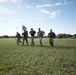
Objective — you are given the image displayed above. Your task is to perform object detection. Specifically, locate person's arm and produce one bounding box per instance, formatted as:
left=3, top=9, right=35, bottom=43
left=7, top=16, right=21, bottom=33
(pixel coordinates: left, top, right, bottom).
left=54, top=32, right=56, bottom=38
left=35, top=31, right=36, bottom=34
left=34, top=31, right=36, bottom=36
left=42, top=31, right=45, bottom=35
left=20, top=34, right=21, bottom=38
left=48, top=33, right=50, bottom=38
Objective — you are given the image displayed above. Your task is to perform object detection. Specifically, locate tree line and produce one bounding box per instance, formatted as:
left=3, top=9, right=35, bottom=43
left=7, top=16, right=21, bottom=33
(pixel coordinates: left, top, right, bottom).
left=0, top=34, right=76, bottom=38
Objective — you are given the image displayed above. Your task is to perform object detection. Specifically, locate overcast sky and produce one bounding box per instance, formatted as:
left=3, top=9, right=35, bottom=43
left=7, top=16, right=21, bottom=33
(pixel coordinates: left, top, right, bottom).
left=0, top=0, right=76, bottom=36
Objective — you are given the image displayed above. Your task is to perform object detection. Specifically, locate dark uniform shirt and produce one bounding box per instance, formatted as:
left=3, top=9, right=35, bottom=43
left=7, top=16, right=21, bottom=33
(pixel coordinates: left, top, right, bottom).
left=16, top=33, right=21, bottom=38
left=22, top=31, right=28, bottom=38
left=30, top=30, right=36, bottom=36
left=48, top=32, right=55, bottom=38
left=38, top=31, right=45, bottom=37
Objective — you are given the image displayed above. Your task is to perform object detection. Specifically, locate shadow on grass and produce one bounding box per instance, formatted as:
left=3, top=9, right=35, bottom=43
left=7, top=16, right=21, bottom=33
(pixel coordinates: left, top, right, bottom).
left=18, top=44, right=76, bottom=50
left=34, top=45, right=76, bottom=50
left=54, top=46, right=76, bottom=50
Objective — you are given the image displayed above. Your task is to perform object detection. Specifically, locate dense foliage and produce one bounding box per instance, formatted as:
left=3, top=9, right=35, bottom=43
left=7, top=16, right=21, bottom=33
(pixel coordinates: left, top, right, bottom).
left=0, top=33, right=76, bottom=38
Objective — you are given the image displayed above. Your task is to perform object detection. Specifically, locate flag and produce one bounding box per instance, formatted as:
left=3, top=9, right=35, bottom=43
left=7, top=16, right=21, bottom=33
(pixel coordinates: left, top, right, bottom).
left=22, top=25, right=27, bottom=31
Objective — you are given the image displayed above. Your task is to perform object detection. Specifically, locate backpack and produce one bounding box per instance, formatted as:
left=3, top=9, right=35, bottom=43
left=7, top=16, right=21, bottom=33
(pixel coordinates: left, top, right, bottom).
left=38, top=31, right=44, bottom=37
left=49, top=32, right=55, bottom=37
left=22, top=31, right=28, bottom=37
left=30, top=31, right=36, bottom=36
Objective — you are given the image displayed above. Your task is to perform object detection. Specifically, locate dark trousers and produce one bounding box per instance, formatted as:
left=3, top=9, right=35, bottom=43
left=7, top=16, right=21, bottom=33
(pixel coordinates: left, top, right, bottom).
left=17, top=38, right=22, bottom=45
left=39, top=37, right=43, bottom=46
left=22, top=37, right=28, bottom=45
left=49, top=38, right=54, bottom=46
left=31, top=36, right=35, bottom=46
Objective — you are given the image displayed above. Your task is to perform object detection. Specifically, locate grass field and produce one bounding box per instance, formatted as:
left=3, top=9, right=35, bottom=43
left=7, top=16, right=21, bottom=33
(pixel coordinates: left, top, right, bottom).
left=0, top=38, right=76, bottom=75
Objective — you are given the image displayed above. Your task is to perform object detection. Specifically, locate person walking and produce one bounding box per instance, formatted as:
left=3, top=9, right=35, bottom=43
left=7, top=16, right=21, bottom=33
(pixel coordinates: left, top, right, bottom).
left=16, top=32, right=22, bottom=45
left=48, top=29, right=56, bottom=46
left=22, top=30, right=29, bottom=45
left=29, top=28, right=36, bottom=46
left=37, top=28, right=45, bottom=46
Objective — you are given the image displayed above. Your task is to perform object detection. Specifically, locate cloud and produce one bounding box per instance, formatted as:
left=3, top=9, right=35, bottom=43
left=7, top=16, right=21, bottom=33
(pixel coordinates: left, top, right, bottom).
left=0, top=7, right=13, bottom=14
left=36, top=2, right=63, bottom=9
left=64, top=0, right=72, bottom=5
left=10, top=0, right=23, bottom=4
left=41, top=9, right=50, bottom=14
left=0, top=0, right=23, bottom=4
left=36, top=0, right=72, bottom=9
left=36, top=4, right=51, bottom=9
left=55, top=2, right=62, bottom=6
left=0, top=0, right=7, bottom=2
left=35, top=0, right=72, bottom=18
left=39, top=9, right=61, bottom=18
left=50, top=10, right=61, bottom=18
left=0, top=0, right=23, bottom=8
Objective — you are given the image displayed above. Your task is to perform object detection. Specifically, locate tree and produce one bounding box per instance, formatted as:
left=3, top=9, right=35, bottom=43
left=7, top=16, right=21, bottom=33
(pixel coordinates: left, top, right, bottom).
left=67, top=34, right=73, bottom=38
left=73, top=34, right=76, bottom=38
left=63, top=34, right=67, bottom=38
left=2, top=35, right=9, bottom=38
left=0, top=36, right=1, bottom=38
left=57, top=34, right=63, bottom=38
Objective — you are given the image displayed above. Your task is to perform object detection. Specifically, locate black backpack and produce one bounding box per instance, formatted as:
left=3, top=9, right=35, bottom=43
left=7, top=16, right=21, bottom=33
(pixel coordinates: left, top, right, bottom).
left=49, top=32, right=55, bottom=37
left=23, top=31, right=28, bottom=37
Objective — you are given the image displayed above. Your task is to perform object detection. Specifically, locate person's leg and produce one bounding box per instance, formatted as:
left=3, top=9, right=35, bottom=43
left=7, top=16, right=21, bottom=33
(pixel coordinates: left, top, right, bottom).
left=50, top=38, right=54, bottom=46
left=22, top=38, right=24, bottom=46
left=39, top=37, right=43, bottom=46
left=31, top=36, right=33, bottom=46
left=17, top=38, right=19, bottom=45
left=51, top=38, right=54, bottom=46
left=19, top=38, right=22, bottom=43
left=25, top=38, right=28, bottom=45
left=32, top=36, right=34, bottom=45
left=31, top=36, right=34, bottom=46
left=49, top=38, right=51, bottom=45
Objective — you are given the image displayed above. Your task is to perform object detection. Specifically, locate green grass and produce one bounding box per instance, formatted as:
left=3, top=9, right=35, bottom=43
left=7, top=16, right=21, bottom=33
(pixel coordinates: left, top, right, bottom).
left=0, top=38, right=76, bottom=75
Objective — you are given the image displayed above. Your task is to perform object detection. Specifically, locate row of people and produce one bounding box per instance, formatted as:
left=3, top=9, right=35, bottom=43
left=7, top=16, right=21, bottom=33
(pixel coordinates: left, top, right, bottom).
left=16, top=28, right=56, bottom=46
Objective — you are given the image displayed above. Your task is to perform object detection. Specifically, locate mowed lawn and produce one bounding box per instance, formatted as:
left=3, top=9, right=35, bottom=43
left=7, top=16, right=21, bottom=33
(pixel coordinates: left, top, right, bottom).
left=0, top=38, right=76, bottom=75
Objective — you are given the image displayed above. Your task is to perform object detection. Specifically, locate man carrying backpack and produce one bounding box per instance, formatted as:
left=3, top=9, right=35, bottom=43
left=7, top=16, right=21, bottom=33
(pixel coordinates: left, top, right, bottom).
left=16, top=32, right=22, bottom=45
left=22, top=30, right=29, bottom=45
left=29, top=28, right=36, bottom=46
left=37, top=28, right=45, bottom=46
left=48, top=29, right=56, bottom=46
